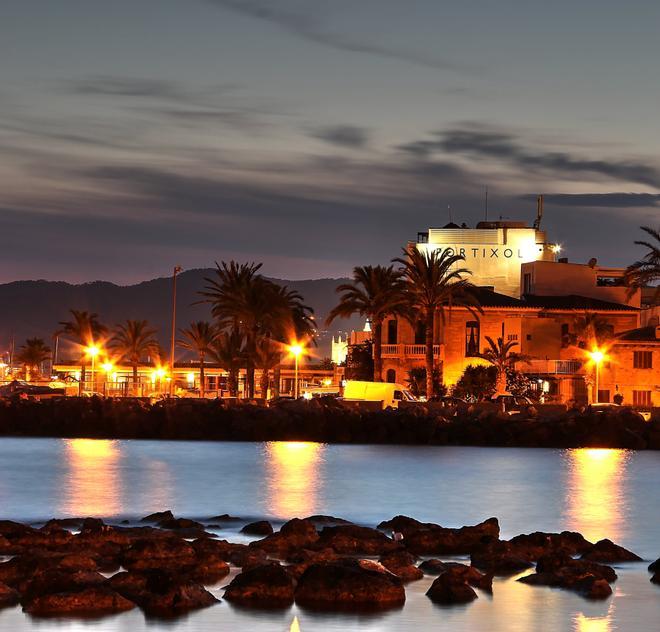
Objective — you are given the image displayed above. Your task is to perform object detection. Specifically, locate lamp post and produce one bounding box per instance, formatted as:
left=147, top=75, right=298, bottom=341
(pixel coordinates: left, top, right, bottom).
left=85, top=345, right=100, bottom=394
left=288, top=344, right=303, bottom=399
left=589, top=349, right=605, bottom=404
left=169, top=265, right=183, bottom=396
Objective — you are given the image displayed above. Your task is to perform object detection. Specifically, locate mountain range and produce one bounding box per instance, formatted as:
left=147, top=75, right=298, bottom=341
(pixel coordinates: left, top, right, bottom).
left=0, top=270, right=362, bottom=359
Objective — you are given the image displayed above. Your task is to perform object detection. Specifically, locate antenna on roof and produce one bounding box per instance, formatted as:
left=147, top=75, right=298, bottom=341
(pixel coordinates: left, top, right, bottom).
left=534, top=195, right=544, bottom=230
left=448, top=204, right=453, bottom=224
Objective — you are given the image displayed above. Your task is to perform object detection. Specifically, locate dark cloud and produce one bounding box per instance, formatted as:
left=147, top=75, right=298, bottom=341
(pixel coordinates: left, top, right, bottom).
left=309, top=125, right=369, bottom=148
left=399, top=125, right=660, bottom=188
left=207, top=0, right=471, bottom=72
left=520, top=192, right=660, bottom=208
left=66, top=76, right=192, bottom=100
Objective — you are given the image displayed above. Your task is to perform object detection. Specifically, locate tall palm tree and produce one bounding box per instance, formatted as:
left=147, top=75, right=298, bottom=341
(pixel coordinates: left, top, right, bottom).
left=16, top=338, right=51, bottom=381
left=326, top=265, right=407, bottom=382
left=477, top=336, right=530, bottom=394
left=210, top=328, right=245, bottom=397
left=573, top=312, right=613, bottom=350
left=625, top=225, right=660, bottom=301
left=109, top=320, right=160, bottom=390
left=178, top=321, right=218, bottom=397
left=255, top=337, right=281, bottom=399
left=57, top=310, right=107, bottom=392
left=394, top=248, right=481, bottom=397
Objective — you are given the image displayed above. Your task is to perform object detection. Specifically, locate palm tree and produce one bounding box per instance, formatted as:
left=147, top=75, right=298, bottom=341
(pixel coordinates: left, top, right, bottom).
left=16, top=338, right=51, bottom=381
left=573, top=312, right=613, bottom=350
left=210, top=328, right=245, bottom=397
left=625, top=225, right=660, bottom=301
left=477, top=336, right=530, bottom=394
left=57, top=310, right=107, bottom=392
left=255, top=337, right=281, bottom=399
left=109, top=320, right=160, bottom=391
left=178, top=321, right=218, bottom=397
left=326, top=265, right=407, bottom=382
left=394, top=248, right=481, bottom=397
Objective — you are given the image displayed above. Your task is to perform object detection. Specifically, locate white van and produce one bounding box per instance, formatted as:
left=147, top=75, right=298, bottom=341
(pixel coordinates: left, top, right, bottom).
left=342, top=381, right=416, bottom=409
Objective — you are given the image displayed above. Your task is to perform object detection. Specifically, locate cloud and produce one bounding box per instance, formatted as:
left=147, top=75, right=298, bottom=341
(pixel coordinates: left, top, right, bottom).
left=520, top=193, right=660, bottom=208
left=399, top=124, right=660, bottom=188
left=309, top=125, right=370, bottom=148
left=207, top=0, right=470, bottom=72
left=66, top=76, right=193, bottom=101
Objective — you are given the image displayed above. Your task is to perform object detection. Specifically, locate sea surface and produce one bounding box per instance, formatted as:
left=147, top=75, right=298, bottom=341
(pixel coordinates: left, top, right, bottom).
left=0, top=438, right=658, bottom=631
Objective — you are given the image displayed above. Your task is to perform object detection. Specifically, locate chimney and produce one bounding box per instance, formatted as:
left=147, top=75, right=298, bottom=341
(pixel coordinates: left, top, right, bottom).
left=558, top=257, right=568, bottom=264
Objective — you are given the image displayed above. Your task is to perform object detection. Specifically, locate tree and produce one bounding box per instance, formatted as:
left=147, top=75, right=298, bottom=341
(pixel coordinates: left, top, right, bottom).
left=255, top=337, right=280, bottom=399
left=57, top=310, right=107, bottom=392
left=209, top=328, right=245, bottom=397
left=16, top=338, right=51, bottom=381
left=109, top=320, right=160, bottom=390
left=477, top=336, right=531, bottom=394
left=625, top=226, right=660, bottom=301
left=573, top=312, right=613, bottom=350
left=394, top=248, right=481, bottom=397
left=405, top=366, right=445, bottom=399
left=178, top=321, right=218, bottom=398
left=326, top=265, right=407, bottom=382
left=452, top=365, right=498, bottom=401
left=345, top=341, right=374, bottom=381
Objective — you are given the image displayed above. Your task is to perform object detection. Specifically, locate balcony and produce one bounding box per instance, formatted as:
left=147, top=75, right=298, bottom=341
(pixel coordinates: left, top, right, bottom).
left=519, top=359, right=583, bottom=375
left=380, top=344, right=443, bottom=359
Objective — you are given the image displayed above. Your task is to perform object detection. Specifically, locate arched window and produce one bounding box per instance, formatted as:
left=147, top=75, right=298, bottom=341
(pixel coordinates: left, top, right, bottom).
left=386, top=369, right=396, bottom=383
left=387, top=319, right=398, bottom=344
left=465, top=321, right=480, bottom=357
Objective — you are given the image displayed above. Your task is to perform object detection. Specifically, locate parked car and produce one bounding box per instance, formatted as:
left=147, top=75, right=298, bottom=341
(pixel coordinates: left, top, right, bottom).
left=342, top=380, right=416, bottom=410
left=490, top=394, right=535, bottom=414
left=0, top=380, right=65, bottom=400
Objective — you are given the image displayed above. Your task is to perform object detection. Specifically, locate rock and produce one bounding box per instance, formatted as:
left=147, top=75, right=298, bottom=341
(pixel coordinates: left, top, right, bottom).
left=418, top=559, right=448, bottom=575
left=305, top=515, right=352, bottom=526
left=572, top=576, right=613, bottom=599
left=651, top=573, right=660, bottom=585
left=121, top=537, right=197, bottom=571
left=158, top=517, right=205, bottom=530
left=377, top=516, right=431, bottom=534
left=404, top=518, right=500, bottom=555
left=580, top=539, right=641, bottom=563
left=208, top=513, right=241, bottom=522
left=0, top=582, right=20, bottom=608
left=192, top=538, right=266, bottom=569
left=470, top=539, right=535, bottom=575
left=315, top=525, right=401, bottom=555
left=252, top=518, right=318, bottom=556
left=295, top=559, right=405, bottom=611
left=241, top=521, right=274, bottom=536
left=378, top=551, right=423, bottom=582
left=140, top=510, right=174, bottom=523
left=426, top=568, right=479, bottom=605
left=536, top=551, right=617, bottom=583
left=649, top=558, right=660, bottom=573
left=109, top=570, right=218, bottom=615
left=223, top=563, right=295, bottom=607
left=508, top=531, right=593, bottom=558
left=24, top=586, right=135, bottom=616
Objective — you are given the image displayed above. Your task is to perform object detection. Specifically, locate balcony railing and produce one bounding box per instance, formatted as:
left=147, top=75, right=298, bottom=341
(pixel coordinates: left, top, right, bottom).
left=380, top=344, right=443, bottom=358
left=519, top=359, right=583, bottom=375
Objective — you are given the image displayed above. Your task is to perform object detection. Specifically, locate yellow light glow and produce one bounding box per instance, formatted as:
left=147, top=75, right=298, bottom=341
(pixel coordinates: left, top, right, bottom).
left=85, top=345, right=100, bottom=358
left=155, top=368, right=167, bottom=379
left=589, top=349, right=605, bottom=364
left=290, top=616, right=301, bottom=632
left=574, top=608, right=614, bottom=632
left=186, top=372, right=195, bottom=384
left=101, top=362, right=114, bottom=373
left=564, top=448, right=628, bottom=542
left=322, top=378, right=332, bottom=386
left=265, top=441, right=323, bottom=519
left=551, top=244, right=562, bottom=254
left=288, top=344, right=303, bottom=357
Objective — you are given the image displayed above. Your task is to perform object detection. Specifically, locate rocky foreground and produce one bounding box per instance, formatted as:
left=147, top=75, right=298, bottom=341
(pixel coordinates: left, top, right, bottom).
left=0, top=510, right=657, bottom=618
left=0, top=396, right=659, bottom=448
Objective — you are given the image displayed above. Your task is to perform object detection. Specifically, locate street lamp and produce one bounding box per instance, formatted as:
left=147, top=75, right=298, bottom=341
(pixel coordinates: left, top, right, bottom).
left=169, top=265, right=183, bottom=396
left=85, top=344, right=100, bottom=393
left=589, top=348, right=605, bottom=403
left=288, top=344, right=304, bottom=399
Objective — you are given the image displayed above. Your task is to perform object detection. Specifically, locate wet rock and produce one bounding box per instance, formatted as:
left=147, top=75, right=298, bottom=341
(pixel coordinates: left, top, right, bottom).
left=295, top=559, right=405, bottom=611
left=418, top=559, right=448, bottom=575
left=208, top=513, right=241, bottom=522
left=404, top=518, right=500, bottom=555
left=24, top=586, right=135, bottom=617
left=140, top=510, right=174, bottom=523
left=580, top=539, right=642, bottom=563
left=285, top=548, right=339, bottom=580
left=305, top=515, right=352, bottom=526
left=0, top=582, right=20, bottom=608
left=470, top=539, right=535, bottom=575
left=252, top=518, right=318, bottom=556
left=536, top=551, right=617, bottom=582
left=649, top=558, right=660, bottom=573
left=158, top=517, right=205, bottom=530
left=651, top=573, right=660, bottom=585
left=109, top=570, right=217, bottom=616
left=192, top=538, right=267, bottom=568
left=377, top=515, right=434, bottom=535
left=223, top=563, right=295, bottom=607
left=120, top=537, right=197, bottom=571
left=241, top=521, right=274, bottom=536
left=21, top=569, right=107, bottom=604
left=378, top=551, right=423, bottom=582
left=426, top=567, right=479, bottom=605
left=315, top=525, right=401, bottom=555
left=508, top=531, right=593, bottom=559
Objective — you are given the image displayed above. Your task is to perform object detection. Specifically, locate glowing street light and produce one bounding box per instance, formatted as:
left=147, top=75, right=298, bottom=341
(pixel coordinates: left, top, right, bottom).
left=85, top=344, right=100, bottom=393
left=589, top=348, right=606, bottom=403
left=288, top=343, right=304, bottom=399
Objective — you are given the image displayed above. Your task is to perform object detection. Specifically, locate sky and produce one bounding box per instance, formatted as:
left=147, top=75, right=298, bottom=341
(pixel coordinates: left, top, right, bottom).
left=1, top=0, right=659, bottom=284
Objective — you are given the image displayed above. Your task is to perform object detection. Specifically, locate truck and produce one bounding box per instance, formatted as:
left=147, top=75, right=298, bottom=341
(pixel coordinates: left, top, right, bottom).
left=342, top=380, right=416, bottom=409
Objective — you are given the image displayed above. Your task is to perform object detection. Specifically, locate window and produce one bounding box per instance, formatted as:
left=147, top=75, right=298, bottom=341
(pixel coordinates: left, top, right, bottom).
left=526, top=334, right=533, bottom=341
left=633, top=351, right=653, bottom=369
left=597, top=390, right=610, bottom=403
left=387, top=319, right=398, bottom=345
left=523, top=273, right=532, bottom=295
left=507, top=334, right=518, bottom=341
left=393, top=390, right=403, bottom=400
left=386, top=369, right=396, bottom=383
left=633, top=391, right=652, bottom=407
left=465, top=321, right=480, bottom=357
left=414, top=321, right=425, bottom=345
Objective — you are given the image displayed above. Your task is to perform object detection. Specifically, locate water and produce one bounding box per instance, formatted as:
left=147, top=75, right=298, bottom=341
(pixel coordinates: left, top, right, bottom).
left=0, top=438, right=659, bottom=631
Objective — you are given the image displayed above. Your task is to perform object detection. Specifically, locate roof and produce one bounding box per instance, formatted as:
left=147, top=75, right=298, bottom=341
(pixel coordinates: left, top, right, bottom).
left=470, top=287, right=529, bottom=308
left=615, top=326, right=660, bottom=342
left=521, top=294, right=638, bottom=312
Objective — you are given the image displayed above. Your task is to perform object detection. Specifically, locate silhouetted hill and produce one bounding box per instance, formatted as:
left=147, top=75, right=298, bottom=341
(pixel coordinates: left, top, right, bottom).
left=0, top=270, right=361, bottom=359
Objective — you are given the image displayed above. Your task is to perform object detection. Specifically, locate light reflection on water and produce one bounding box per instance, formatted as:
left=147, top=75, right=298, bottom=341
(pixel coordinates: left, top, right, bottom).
left=0, top=440, right=658, bottom=631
